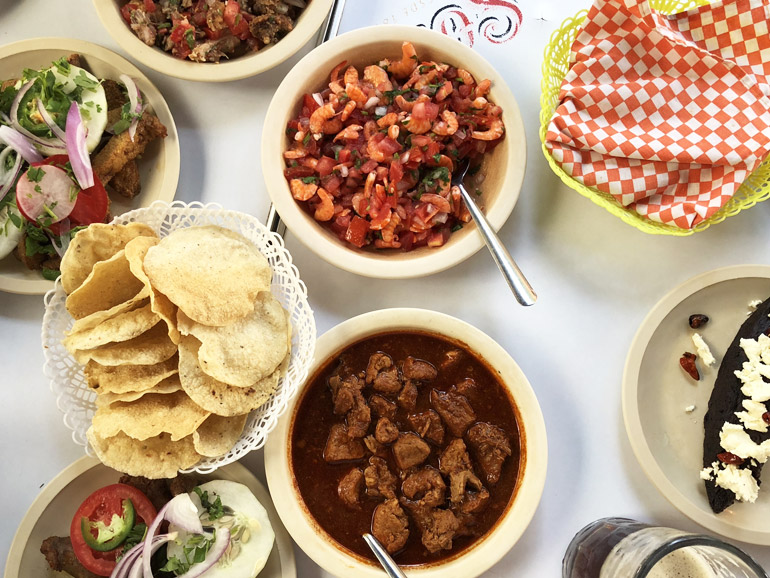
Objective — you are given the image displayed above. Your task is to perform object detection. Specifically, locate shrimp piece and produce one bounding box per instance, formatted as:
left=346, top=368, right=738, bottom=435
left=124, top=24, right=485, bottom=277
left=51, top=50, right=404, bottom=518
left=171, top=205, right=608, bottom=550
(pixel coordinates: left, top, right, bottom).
left=472, top=118, right=504, bottom=140
left=310, top=103, right=337, bottom=135
left=470, top=97, right=488, bottom=111
left=329, top=60, right=348, bottom=93
left=435, top=80, right=454, bottom=102
left=364, top=172, right=376, bottom=198
left=283, top=147, right=307, bottom=159
left=340, top=100, right=357, bottom=121
left=420, top=193, right=451, bottom=213
left=364, top=120, right=379, bottom=140
left=367, top=136, right=392, bottom=162
left=344, top=65, right=359, bottom=86
left=395, top=93, right=429, bottom=113
left=474, top=79, right=491, bottom=98
left=314, top=187, right=334, bottom=221
left=351, top=192, right=367, bottom=216
left=377, top=112, right=399, bottom=128
left=405, top=67, right=438, bottom=90
left=432, top=110, right=458, bottom=136
left=403, top=114, right=432, bottom=135
left=345, top=83, right=368, bottom=107
left=386, top=42, right=418, bottom=79
left=456, top=68, right=476, bottom=88
left=333, top=124, right=363, bottom=142
left=363, top=65, right=393, bottom=91
left=380, top=212, right=401, bottom=243
left=388, top=125, right=399, bottom=140
left=290, top=179, right=318, bottom=201
left=434, top=154, right=453, bottom=169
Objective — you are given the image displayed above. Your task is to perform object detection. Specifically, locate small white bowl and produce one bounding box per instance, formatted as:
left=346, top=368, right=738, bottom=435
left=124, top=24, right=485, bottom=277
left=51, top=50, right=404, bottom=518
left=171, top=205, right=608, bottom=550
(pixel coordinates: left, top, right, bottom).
left=261, top=25, right=527, bottom=279
left=93, top=0, right=333, bottom=82
left=264, top=308, right=547, bottom=577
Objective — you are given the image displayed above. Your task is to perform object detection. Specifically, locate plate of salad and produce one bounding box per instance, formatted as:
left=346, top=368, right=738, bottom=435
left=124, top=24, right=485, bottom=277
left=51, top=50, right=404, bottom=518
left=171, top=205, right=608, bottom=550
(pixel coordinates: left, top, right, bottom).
left=4, top=456, right=296, bottom=578
left=0, top=38, right=179, bottom=295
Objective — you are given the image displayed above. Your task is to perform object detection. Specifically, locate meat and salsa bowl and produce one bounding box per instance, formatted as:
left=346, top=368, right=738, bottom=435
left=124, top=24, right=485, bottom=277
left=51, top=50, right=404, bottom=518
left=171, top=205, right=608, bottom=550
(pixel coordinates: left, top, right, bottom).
left=93, top=0, right=333, bottom=81
left=264, top=308, right=547, bottom=577
left=262, top=26, right=527, bottom=279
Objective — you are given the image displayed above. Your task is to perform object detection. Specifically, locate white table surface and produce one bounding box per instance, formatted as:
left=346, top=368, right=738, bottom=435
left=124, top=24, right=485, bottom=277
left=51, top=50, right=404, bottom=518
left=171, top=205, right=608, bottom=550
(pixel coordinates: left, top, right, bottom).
left=2, top=0, right=770, bottom=576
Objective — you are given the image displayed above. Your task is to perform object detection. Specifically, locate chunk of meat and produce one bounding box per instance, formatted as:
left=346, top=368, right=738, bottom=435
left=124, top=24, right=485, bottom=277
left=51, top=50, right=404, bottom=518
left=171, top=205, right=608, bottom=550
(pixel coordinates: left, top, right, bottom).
left=408, top=409, right=445, bottom=445
left=398, top=380, right=418, bottom=411
left=440, top=349, right=463, bottom=370
left=91, top=113, right=167, bottom=185
left=41, top=536, right=101, bottom=578
left=419, top=508, right=459, bottom=553
left=248, top=12, right=294, bottom=45
left=455, top=377, right=477, bottom=398
left=118, top=474, right=199, bottom=512
left=372, top=499, right=410, bottom=554
left=431, top=388, right=476, bottom=437
left=109, top=160, right=141, bottom=199
left=439, top=438, right=484, bottom=503
left=364, top=434, right=388, bottom=458
left=364, top=456, right=397, bottom=499
left=346, top=392, right=371, bottom=439
left=393, top=433, right=431, bottom=470
left=369, top=394, right=397, bottom=421
left=375, top=417, right=399, bottom=444
left=338, top=468, right=364, bottom=508
left=402, top=356, right=438, bottom=381
left=373, top=366, right=402, bottom=394
left=329, top=373, right=363, bottom=415
left=102, top=78, right=128, bottom=128
left=366, top=352, right=393, bottom=383
left=324, top=424, right=365, bottom=463
left=401, top=466, right=446, bottom=508
left=467, top=422, right=512, bottom=485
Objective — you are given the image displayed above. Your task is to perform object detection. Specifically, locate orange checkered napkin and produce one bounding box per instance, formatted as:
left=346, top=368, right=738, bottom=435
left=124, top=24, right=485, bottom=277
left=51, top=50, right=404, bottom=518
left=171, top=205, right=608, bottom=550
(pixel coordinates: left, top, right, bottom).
left=545, top=0, right=770, bottom=228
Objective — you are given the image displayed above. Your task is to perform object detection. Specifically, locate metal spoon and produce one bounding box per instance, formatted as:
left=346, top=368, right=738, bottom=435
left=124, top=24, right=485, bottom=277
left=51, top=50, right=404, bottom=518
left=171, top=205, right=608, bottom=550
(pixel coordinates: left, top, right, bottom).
left=363, top=533, right=408, bottom=578
left=452, top=159, right=537, bottom=306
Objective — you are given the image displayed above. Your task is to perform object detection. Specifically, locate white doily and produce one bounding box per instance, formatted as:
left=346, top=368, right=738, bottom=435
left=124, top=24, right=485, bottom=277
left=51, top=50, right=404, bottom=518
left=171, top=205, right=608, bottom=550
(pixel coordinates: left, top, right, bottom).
left=41, top=201, right=316, bottom=474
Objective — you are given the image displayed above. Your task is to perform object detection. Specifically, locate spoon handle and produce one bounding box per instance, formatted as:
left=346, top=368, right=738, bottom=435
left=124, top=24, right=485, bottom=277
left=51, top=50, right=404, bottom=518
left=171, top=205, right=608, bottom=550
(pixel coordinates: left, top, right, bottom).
left=459, top=185, right=537, bottom=306
left=363, top=534, right=409, bottom=578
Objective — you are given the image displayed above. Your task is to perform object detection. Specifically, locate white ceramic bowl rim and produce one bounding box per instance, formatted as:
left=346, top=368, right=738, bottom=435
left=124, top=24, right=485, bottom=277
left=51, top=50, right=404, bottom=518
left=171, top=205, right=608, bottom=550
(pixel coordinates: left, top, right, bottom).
left=261, top=25, right=527, bottom=279
left=93, top=0, right=333, bottom=81
left=264, top=308, right=547, bottom=577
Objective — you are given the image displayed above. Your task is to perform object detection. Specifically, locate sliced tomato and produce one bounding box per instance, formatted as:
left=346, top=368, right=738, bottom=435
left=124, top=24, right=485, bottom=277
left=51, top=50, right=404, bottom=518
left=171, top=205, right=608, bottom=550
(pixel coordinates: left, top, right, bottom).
left=224, top=0, right=250, bottom=39
left=70, top=484, right=157, bottom=577
left=27, top=156, right=108, bottom=235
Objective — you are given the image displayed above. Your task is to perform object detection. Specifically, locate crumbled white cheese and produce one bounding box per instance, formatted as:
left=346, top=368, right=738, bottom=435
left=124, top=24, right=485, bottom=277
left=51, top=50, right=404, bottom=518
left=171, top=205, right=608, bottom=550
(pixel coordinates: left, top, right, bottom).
left=700, top=466, right=714, bottom=480
left=714, top=463, right=760, bottom=503
left=692, top=333, right=715, bottom=366
left=719, top=423, right=770, bottom=461
left=749, top=299, right=762, bottom=310
left=685, top=405, right=696, bottom=413
left=735, top=399, right=769, bottom=433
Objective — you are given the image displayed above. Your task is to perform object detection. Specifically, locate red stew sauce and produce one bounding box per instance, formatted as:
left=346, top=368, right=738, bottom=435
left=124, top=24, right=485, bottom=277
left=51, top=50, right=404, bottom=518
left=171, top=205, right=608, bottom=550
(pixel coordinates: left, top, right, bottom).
left=290, top=331, right=522, bottom=566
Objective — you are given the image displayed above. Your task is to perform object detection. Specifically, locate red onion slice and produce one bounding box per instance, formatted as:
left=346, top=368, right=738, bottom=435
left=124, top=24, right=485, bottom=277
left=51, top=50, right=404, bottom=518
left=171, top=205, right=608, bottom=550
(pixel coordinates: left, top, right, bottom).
left=36, top=98, right=66, bottom=141
left=110, top=533, right=176, bottom=578
left=0, top=149, right=22, bottom=202
left=65, top=102, right=94, bottom=189
left=0, top=125, right=43, bottom=164
left=142, top=494, right=203, bottom=578
left=119, top=74, right=143, bottom=141
left=9, top=80, right=66, bottom=151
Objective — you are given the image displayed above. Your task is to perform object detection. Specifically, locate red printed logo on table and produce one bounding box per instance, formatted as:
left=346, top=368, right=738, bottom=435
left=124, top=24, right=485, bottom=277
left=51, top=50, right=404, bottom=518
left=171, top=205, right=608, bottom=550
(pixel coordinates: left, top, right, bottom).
left=419, top=0, right=523, bottom=47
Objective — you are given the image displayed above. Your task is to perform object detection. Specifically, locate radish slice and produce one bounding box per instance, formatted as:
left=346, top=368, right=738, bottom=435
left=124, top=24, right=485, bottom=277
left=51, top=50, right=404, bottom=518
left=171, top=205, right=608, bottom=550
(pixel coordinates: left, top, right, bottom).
left=15, top=164, right=78, bottom=224
left=65, top=102, right=94, bottom=189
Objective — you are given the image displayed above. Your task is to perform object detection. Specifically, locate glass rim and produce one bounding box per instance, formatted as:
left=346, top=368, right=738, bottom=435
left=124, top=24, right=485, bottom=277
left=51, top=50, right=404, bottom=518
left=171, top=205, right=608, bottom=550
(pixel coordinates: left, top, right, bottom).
left=635, top=534, right=768, bottom=578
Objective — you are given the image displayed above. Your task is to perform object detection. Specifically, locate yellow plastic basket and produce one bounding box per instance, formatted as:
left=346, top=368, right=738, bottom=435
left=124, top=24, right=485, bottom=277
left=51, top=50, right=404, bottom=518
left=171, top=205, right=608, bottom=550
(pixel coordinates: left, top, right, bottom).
left=539, top=0, right=770, bottom=235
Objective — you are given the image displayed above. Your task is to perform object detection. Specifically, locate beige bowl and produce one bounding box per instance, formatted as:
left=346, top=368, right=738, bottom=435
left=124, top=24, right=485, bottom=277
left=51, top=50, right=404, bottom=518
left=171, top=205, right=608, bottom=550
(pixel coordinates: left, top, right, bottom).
left=261, top=25, right=527, bottom=279
left=93, top=0, right=333, bottom=82
left=264, top=308, right=547, bottom=577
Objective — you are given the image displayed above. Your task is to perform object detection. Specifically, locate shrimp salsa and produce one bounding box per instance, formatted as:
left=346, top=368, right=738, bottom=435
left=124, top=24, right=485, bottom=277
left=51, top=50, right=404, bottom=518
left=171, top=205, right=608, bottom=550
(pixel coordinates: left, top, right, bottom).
left=119, top=0, right=307, bottom=63
left=283, top=41, right=505, bottom=251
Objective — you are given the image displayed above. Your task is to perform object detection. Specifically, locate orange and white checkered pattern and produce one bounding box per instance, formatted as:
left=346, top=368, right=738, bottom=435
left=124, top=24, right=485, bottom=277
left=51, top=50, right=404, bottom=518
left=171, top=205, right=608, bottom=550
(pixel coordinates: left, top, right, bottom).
left=545, top=0, right=770, bottom=228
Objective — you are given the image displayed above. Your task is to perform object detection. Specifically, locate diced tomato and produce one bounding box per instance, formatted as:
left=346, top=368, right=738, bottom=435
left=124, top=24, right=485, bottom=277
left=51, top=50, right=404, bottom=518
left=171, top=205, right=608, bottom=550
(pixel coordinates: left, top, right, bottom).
left=370, top=203, right=392, bottom=229
left=169, top=17, right=195, bottom=59
left=389, top=161, right=404, bottom=184
left=426, top=141, right=441, bottom=160
left=321, top=174, right=343, bottom=193
left=284, top=166, right=316, bottom=179
left=143, top=0, right=156, bottom=12
left=360, top=159, right=378, bottom=174
left=302, top=94, right=321, bottom=115
left=400, top=231, right=414, bottom=251
left=224, top=0, right=250, bottom=39
left=427, top=228, right=450, bottom=247
left=410, top=135, right=432, bottom=147
left=344, top=216, right=369, bottom=248
left=338, top=149, right=352, bottom=164
left=331, top=213, right=352, bottom=236
left=378, top=137, right=401, bottom=156
left=120, top=1, right=142, bottom=22
left=315, top=156, right=336, bottom=177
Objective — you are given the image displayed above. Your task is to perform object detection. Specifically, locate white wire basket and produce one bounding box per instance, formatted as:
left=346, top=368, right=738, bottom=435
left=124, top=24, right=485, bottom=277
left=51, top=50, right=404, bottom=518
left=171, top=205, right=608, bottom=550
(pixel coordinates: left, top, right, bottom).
left=41, top=201, right=316, bottom=474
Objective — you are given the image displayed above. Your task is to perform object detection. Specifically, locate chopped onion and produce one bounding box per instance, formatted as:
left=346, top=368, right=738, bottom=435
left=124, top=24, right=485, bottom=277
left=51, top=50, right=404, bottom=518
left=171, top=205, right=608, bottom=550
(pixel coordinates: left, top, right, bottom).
left=400, top=151, right=411, bottom=164
left=9, top=80, right=66, bottom=151
left=312, top=92, right=324, bottom=107
left=65, top=102, right=94, bottom=189
left=0, top=148, right=21, bottom=202
left=119, top=74, right=143, bottom=141
left=455, top=129, right=466, bottom=140
left=0, top=125, right=43, bottom=164
left=338, top=165, right=349, bottom=177
left=36, top=98, right=66, bottom=141
left=374, top=106, right=388, bottom=117
left=175, top=528, right=230, bottom=578
left=433, top=212, right=449, bottom=224
left=364, top=96, right=380, bottom=109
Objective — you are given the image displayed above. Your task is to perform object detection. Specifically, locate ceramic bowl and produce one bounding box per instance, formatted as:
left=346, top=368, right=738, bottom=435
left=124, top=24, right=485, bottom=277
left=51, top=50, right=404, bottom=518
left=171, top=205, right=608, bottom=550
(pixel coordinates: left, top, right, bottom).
left=264, top=308, right=547, bottom=577
left=261, top=25, right=527, bottom=279
left=93, top=0, right=333, bottom=81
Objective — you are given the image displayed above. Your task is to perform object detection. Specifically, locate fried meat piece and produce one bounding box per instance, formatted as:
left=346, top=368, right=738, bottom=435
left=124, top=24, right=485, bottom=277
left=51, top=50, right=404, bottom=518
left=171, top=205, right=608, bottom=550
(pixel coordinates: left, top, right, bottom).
left=92, top=113, right=167, bottom=185
left=109, top=160, right=141, bottom=199
left=41, top=536, right=102, bottom=578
